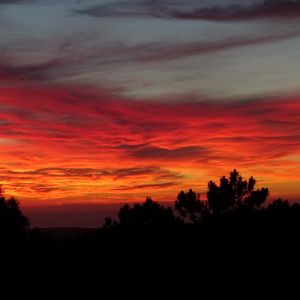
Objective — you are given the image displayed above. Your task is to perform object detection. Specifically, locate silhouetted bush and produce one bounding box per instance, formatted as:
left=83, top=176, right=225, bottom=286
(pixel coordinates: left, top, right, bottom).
left=207, top=169, right=268, bottom=214
left=114, top=197, right=179, bottom=228
left=175, top=189, right=208, bottom=223
left=0, top=186, right=30, bottom=240
left=174, top=170, right=269, bottom=223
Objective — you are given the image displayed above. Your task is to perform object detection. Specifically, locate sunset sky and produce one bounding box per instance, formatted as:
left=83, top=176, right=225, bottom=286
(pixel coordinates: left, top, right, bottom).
left=1, top=0, right=300, bottom=221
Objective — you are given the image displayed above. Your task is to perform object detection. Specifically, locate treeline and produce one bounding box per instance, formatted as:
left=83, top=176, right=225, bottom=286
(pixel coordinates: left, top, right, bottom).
left=1, top=169, right=297, bottom=236
left=1, top=170, right=300, bottom=289
left=101, top=169, right=297, bottom=230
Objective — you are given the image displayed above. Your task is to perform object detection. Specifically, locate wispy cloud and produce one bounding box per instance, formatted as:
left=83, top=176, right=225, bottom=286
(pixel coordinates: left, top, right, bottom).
left=0, top=58, right=66, bottom=83
left=131, top=145, right=207, bottom=160
left=5, top=166, right=180, bottom=180
left=75, top=0, right=300, bottom=21
left=0, top=0, right=35, bottom=4
left=113, top=182, right=178, bottom=191
left=135, top=32, right=300, bottom=61
left=1, top=31, right=299, bottom=89
left=168, top=1, right=300, bottom=21
left=0, top=0, right=299, bottom=205
left=0, top=86, right=299, bottom=203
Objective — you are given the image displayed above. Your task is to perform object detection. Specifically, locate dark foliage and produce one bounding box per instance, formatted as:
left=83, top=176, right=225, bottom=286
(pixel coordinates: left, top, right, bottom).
left=117, top=197, right=179, bottom=227
left=0, top=186, right=29, bottom=239
left=207, top=169, right=268, bottom=214
left=0, top=170, right=299, bottom=292
left=174, top=170, right=269, bottom=223
left=175, top=189, right=207, bottom=222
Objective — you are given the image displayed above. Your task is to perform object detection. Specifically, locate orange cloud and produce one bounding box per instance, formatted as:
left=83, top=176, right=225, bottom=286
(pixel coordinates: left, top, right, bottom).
left=0, top=86, right=299, bottom=206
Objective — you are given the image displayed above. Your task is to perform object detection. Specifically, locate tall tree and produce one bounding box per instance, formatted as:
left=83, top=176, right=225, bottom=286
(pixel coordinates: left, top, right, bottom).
left=207, top=169, right=268, bottom=215
left=175, top=189, right=207, bottom=223
left=0, top=186, right=30, bottom=239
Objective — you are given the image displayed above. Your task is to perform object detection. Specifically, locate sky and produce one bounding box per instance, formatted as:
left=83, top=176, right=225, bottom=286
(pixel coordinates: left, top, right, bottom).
left=1, top=0, right=300, bottom=223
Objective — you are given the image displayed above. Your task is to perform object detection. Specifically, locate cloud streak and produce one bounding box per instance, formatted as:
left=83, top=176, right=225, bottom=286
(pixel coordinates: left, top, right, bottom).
left=1, top=32, right=299, bottom=90
left=0, top=59, right=66, bottom=84
left=2, top=0, right=300, bottom=103
left=137, top=32, right=300, bottom=61
left=168, top=1, right=300, bottom=21
left=75, top=0, right=300, bottom=21
left=0, top=86, right=299, bottom=204
left=0, top=0, right=35, bottom=4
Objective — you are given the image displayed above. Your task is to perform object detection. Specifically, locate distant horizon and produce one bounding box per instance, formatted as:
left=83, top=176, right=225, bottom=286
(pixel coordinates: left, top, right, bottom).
left=21, top=193, right=300, bottom=228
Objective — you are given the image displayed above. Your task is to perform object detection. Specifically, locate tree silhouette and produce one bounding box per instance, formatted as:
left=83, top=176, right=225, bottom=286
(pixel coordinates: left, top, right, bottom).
left=207, top=169, right=269, bottom=215
left=115, top=197, right=178, bottom=228
left=175, top=189, right=207, bottom=223
left=0, top=186, right=30, bottom=239
left=174, top=170, right=269, bottom=223
left=268, top=198, right=290, bottom=211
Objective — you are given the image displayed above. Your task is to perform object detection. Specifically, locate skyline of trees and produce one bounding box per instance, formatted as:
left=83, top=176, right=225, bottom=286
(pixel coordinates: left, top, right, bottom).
left=0, top=169, right=297, bottom=233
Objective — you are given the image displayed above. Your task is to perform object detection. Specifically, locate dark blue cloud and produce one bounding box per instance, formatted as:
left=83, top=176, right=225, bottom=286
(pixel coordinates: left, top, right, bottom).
left=74, top=0, right=300, bottom=21
left=0, top=0, right=37, bottom=4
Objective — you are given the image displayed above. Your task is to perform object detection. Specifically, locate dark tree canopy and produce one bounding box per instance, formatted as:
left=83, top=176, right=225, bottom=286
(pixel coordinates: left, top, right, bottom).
left=174, top=170, right=269, bottom=222
left=175, top=189, right=207, bottom=223
left=207, top=169, right=269, bottom=214
left=0, top=186, right=30, bottom=239
left=109, top=197, right=179, bottom=228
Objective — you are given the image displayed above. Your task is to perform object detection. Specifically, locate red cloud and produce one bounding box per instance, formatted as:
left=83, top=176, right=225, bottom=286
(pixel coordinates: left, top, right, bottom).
left=0, top=86, right=299, bottom=205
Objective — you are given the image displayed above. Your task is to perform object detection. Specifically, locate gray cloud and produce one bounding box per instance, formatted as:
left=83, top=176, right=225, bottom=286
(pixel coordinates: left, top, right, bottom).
left=75, top=0, right=300, bottom=21
left=136, top=32, right=300, bottom=61
left=0, top=0, right=39, bottom=4
left=168, top=1, right=300, bottom=21
left=0, top=58, right=65, bottom=83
